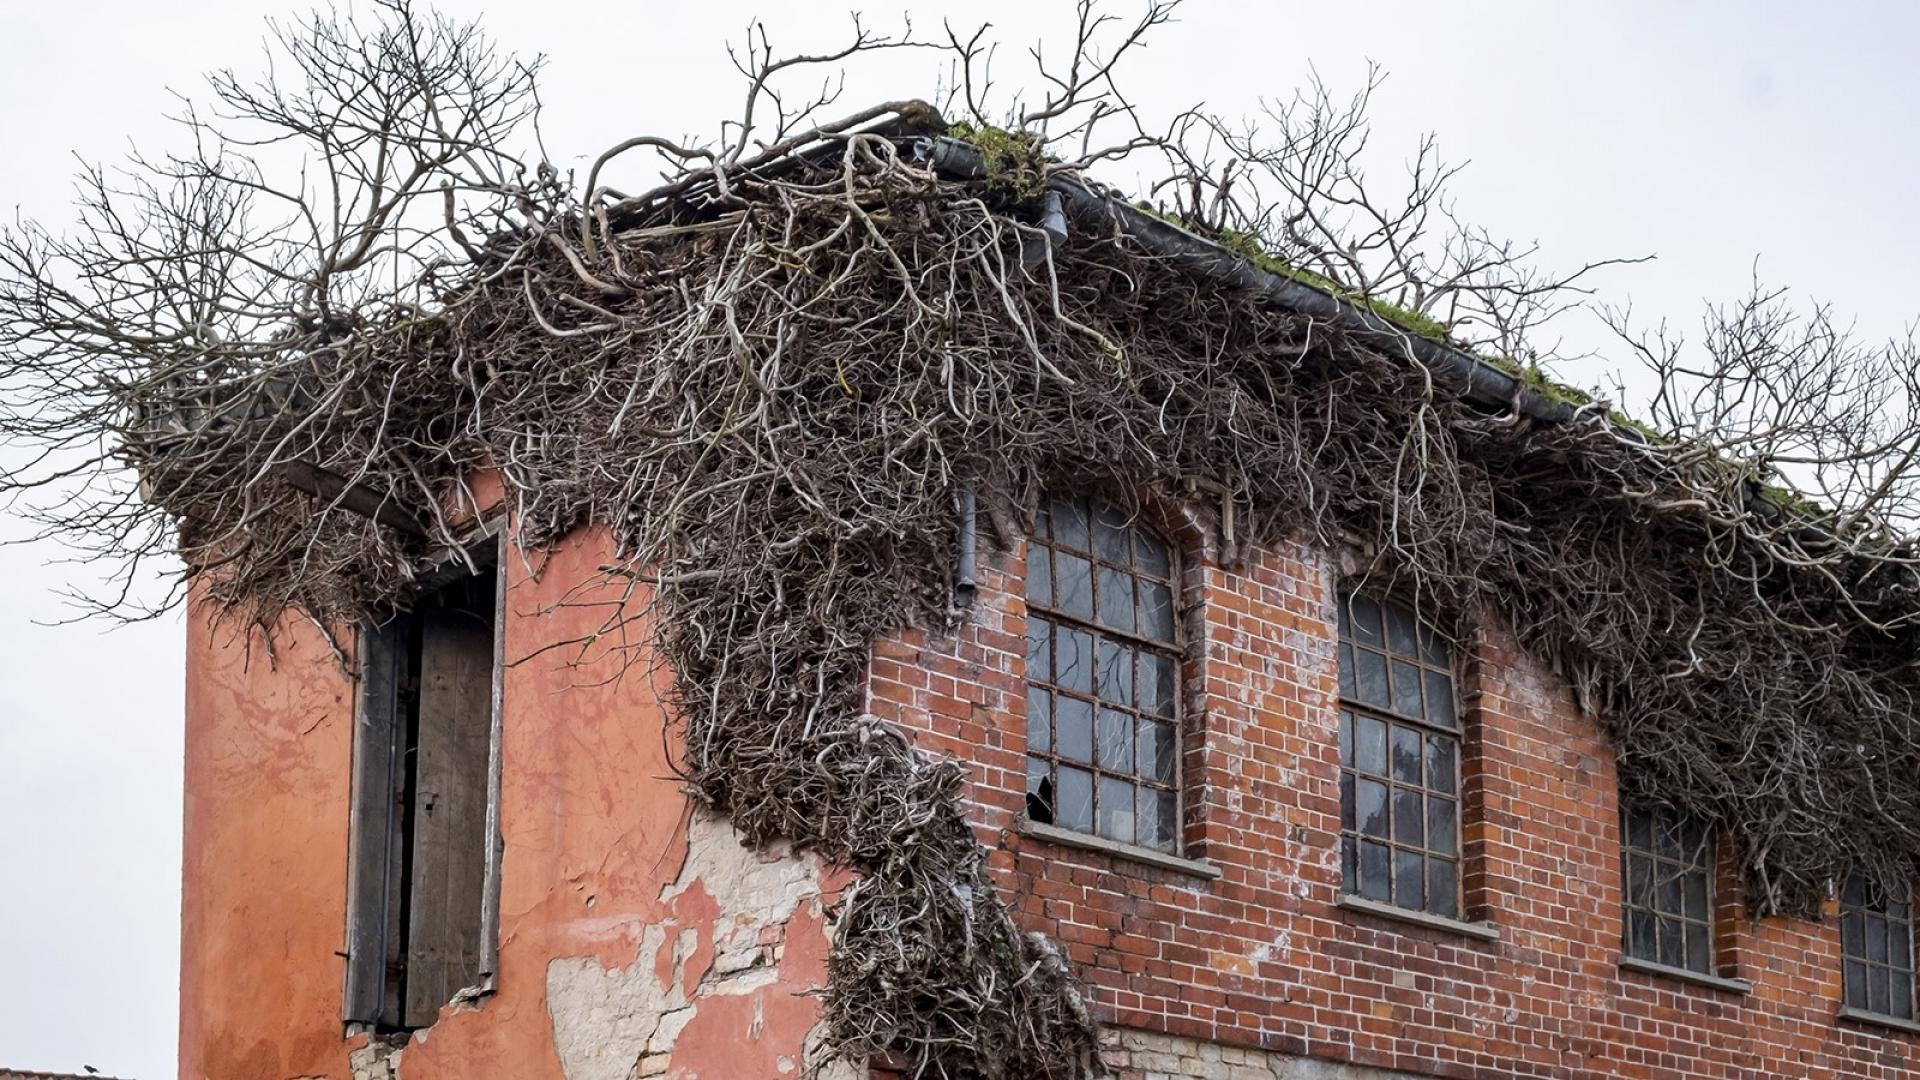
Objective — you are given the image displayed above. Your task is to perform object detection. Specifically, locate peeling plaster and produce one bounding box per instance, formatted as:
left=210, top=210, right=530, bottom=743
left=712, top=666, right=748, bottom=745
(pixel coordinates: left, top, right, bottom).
left=348, top=1039, right=403, bottom=1080
left=544, top=811, right=855, bottom=1080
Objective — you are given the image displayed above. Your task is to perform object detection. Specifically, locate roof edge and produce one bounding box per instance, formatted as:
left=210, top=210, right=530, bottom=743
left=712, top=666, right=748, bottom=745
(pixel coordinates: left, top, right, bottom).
left=913, top=135, right=1577, bottom=426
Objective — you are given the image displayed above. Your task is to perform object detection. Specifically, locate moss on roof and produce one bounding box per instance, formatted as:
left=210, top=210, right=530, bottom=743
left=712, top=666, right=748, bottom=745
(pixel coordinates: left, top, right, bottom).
left=948, top=138, right=1836, bottom=533
left=944, top=123, right=1049, bottom=198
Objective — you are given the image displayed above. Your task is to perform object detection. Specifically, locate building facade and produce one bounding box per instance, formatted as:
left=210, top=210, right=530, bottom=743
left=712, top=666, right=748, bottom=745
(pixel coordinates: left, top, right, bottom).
left=178, top=489, right=1920, bottom=1078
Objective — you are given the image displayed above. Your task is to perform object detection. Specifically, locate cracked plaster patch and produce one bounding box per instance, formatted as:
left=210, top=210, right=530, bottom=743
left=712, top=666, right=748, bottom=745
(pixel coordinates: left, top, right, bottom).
left=545, top=811, right=848, bottom=1080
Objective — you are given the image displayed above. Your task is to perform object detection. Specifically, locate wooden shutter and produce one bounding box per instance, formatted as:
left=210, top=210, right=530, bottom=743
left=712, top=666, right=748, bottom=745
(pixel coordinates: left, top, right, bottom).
left=402, top=606, right=494, bottom=1027
left=344, top=618, right=405, bottom=1025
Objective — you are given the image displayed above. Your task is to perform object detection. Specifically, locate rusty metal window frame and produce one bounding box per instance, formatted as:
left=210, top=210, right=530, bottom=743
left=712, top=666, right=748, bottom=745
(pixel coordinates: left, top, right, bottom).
left=1842, top=873, right=1917, bottom=1020
left=1023, top=493, right=1184, bottom=855
left=1337, top=591, right=1464, bottom=919
left=1620, top=805, right=1716, bottom=975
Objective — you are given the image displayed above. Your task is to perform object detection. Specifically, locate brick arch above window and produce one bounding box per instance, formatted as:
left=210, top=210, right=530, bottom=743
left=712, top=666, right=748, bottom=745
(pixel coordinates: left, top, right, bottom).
left=1022, top=492, right=1183, bottom=854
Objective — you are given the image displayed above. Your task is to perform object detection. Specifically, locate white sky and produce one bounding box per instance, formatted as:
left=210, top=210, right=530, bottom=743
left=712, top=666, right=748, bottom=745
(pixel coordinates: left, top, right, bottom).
left=2, top=2, right=1915, bottom=1076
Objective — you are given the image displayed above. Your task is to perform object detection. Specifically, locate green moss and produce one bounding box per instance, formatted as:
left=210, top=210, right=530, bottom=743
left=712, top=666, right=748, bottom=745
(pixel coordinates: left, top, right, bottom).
left=1758, top=483, right=1831, bottom=521
left=945, top=123, right=1049, bottom=199
left=1123, top=203, right=1684, bottom=443
left=1518, top=363, right=1596, bottom=407
left=1200, top=225, right=1453, bottom=343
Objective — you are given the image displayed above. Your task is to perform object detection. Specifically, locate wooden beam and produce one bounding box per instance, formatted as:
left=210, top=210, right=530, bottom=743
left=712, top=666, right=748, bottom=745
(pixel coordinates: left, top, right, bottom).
left=343, top=616, right=405, bottom=1026
left=276, top=460, right=429, bottom=537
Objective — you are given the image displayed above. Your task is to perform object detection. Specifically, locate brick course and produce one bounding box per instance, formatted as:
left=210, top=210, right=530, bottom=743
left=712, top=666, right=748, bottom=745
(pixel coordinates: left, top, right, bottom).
left=867, top=533, right=1920, bottom=1079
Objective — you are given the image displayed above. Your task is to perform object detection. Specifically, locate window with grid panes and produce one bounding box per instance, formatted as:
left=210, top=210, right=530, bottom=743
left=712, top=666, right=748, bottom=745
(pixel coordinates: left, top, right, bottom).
left=1023, top=494, right=1182, bottom=853
left=1337, top=592, right=1462, bottom=918
left=1621, top=807, right=1714, bottom=974
left=1842, top=873, right=1916, bottom=1020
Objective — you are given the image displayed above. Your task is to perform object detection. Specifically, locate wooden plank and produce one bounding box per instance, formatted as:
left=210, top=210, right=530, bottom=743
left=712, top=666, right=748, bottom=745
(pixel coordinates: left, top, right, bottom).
left=403, top=603, right=495, bottom=1026
left=276, top=460, right=429, bottom=537
left=342, top=617, right=404, bottom=1025
left=476, top=536, right=507, bottom=992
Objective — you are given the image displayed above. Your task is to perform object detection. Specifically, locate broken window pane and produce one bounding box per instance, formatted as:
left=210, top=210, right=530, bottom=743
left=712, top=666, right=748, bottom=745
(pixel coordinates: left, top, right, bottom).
left=1026, top=758, right=1053, bottom=824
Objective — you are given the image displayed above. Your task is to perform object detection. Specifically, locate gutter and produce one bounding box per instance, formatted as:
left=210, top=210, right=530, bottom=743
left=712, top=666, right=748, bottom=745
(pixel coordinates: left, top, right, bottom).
left=914, top=136, right=1894, bottom=560
left=913, top=136, right=1575, bottom=426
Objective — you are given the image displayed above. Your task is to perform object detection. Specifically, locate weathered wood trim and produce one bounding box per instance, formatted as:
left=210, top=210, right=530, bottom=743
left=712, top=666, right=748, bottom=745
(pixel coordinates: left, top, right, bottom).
left=477, top=525, right=507, bottom=995
left=277, top=460, right=428, bottom=537
left=343, top=617, right=404, bottom=1025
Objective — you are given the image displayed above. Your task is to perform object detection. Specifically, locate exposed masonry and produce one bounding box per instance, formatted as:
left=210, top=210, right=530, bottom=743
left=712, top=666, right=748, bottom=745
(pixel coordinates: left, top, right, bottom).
left=1104, top=1027, right=1427, bottom=1080
left=543, top=811, right=855, bottom=1080
left=866, top=536, right=1920, bottom=1077
left=348, top=1042, right=400, bottom=1080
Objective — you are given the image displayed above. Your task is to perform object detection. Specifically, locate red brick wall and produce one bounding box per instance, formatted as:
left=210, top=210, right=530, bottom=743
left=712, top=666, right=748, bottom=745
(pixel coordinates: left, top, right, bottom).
left=867, top=533, right=1920, bottom=1079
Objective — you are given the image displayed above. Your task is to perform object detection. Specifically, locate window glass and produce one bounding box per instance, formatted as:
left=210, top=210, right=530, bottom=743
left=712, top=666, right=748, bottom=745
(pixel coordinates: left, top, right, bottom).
left=1842, top=872, right=1916, bottom=1019
left=1621, top=806, right=1715, bottom=975
left=1025, top=494, right=1182, bottom=853
left=1338, top=592, right=1461, bottom=918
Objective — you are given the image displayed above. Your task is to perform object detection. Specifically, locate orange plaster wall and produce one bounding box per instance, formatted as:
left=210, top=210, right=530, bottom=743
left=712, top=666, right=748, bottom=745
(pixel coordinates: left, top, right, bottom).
left=180, top=599, right=359, bottom=1080
left=178, top=525, right=840, bottom=1080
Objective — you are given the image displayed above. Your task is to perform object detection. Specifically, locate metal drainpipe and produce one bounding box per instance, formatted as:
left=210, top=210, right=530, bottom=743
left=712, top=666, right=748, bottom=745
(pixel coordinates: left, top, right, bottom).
left=955, top=485, right=979, bottom=608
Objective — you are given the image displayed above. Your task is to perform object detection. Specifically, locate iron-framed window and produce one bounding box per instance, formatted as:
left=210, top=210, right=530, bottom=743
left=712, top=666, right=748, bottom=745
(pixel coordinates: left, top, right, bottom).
left=1621, top=806, right=1714, bottom=974
left=1842, top=873, right=1917, bottom=1020
left=1023, top=493, right=1182, bottom=853
left=1337, top=592, right=1462, bottom=919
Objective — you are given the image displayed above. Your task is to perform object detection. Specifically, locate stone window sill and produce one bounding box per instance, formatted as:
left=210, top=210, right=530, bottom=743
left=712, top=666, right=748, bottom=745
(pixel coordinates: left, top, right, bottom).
left=1018, top=820, right=1221, bottom=880
left=1618, top=955, right=1752, bottom=995
left=1838, top=1005, right=1920, bottom=1037
left=1336, top=894, right=1499, bottom=941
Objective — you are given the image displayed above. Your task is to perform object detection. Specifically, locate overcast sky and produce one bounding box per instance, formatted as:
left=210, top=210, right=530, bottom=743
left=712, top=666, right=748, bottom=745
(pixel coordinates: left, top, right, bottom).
left=2, top=2, right=1916, bottom=1076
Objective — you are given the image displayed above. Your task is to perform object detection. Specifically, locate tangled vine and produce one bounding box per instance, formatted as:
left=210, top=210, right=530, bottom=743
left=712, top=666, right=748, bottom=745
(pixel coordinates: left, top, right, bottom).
left=6, top=4, right=1920, bottom=1078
